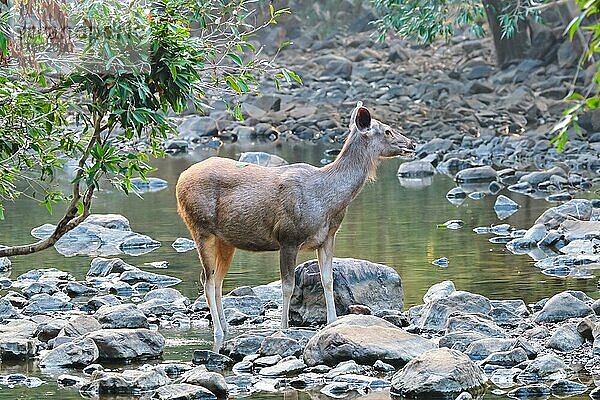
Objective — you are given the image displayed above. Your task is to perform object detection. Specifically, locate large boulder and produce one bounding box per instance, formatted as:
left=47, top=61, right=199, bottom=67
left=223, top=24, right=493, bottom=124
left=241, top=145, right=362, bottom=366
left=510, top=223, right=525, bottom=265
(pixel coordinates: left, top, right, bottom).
left=95, top=304, right=149, bottom=329
left=535, top=199, right=593, bottom=229
left=86, top=329, right=165, bottom=361
left=39, top=337, right=99, bottom=367
left=417, top=291, right=492, bottom=333
left=390, top=348, right=488, bottom=398
left=303, top=315, right=435, bottom=367
left=534, top=292, right=593, bottom=323
left=290, top=258, right=403, bottom=326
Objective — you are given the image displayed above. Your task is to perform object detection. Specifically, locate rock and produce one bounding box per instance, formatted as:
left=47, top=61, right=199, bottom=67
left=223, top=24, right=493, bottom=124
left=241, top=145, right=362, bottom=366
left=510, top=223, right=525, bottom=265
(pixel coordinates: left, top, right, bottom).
left=119, top=268, right=181, bottom=287
left=95, top=304, right=149, bottom=329
left=88, top=257, right=135, bottom=277
left=535, top=199, right=593, bottom=229
left=334, top=373, right=390, bottom=388
left=439, top=332, right=488, bottom=352
left=416, top=138, right=454, bottom=157
left=181, top=367, right=228, bottom=398
left=259, top=335, right=303, bottom=358
left=238, top=152, right=288, bottom=167
left=63, top=282, right=98, bottom=297
left=172, top=238, right=197, bottom=254
left=290, top=258, right=403, bottom=326
left=254, top=354, right=282, bottom=367
left=446, top=314, right=505, bottom=338
left=192, top=350, right=234, bottom=370
left=57, top=374, right=89, bottom=387
left=0, top=298, right=20, bottom=321
left=519, top=166, right=567, bottom=188
left=464, top=338, right=517, bottom=360
left=494, top=195, right=520, bottom=215
left=455, top=166, right=497, bottom=183
left=507, top=384, right=551, bottom=399
left=87, top=329, right=164, bottom=361
left=221, top=295, right=264, bottom=316
left=303, top=314, right=435, bottom=367
left=481, top=347, right=528, bottom=367
left=518, top=354, right=567, bottom=383
left=221, top=334, right=264, bottom=361
left=423, top=281, right=456, bottom=303
left=130, top=177, right=168, bottom=191
left=397, top=160, right=435, bottom=178
left=83, top=368, right=171, bottom=395
left=325, top=360, right=363, bottom=378
left=390, top=348, right=487, bottom=398
left=549, top=379, right=587, bottom=396
left=259, top=356, right=306, bottom=376
left=153, top=383, right=216, bottom=399
left=432, top=257, right=449, bottom=267
left=417, top=291, right=492, bottom=332
left=39, top=337, right=99, bottom=367
left=534, top=292, right=593, bottom=323
left=317, top=55, right=352, bottom=80
left=23, top=293, right=74, bottom=315
left=546, top=323, right=584, bottom=352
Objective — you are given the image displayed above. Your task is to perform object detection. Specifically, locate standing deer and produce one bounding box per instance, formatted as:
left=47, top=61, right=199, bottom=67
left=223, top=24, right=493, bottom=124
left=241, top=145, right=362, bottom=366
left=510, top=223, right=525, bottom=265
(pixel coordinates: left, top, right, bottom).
left=176, top=102, right=415, bottom=347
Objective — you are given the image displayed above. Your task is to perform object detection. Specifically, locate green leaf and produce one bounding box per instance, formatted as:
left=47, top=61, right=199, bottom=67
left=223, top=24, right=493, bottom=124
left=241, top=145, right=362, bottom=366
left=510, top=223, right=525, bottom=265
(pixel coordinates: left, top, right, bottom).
left=226, top=53, right=243, bottom=66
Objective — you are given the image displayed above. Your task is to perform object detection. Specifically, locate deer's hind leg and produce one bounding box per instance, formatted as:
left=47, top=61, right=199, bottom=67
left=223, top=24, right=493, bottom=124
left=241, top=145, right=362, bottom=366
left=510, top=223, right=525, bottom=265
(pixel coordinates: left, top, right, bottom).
left=214, top=238, right=235, bottom=337
left=195, top=234, right=226, bottom=349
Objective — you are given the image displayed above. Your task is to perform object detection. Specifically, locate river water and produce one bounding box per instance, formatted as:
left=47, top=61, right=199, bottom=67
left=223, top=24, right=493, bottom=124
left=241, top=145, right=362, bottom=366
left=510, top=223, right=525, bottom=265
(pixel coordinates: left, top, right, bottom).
left=0, top=141, right=598, bottom=399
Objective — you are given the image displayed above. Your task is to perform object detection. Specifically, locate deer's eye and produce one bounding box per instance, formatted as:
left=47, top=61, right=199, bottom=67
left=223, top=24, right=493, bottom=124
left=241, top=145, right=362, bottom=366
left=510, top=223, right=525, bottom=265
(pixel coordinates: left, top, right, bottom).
left=385, top=130, right=392, bottom=136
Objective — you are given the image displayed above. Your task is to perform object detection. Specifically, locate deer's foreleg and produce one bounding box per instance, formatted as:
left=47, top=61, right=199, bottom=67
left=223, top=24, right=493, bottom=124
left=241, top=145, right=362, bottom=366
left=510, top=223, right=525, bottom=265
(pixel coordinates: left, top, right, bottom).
left=198, top=236, right=225, bottom=350
left=317, top=234, right=337, bottom=324
left=279, top=245, right=299, bottom=329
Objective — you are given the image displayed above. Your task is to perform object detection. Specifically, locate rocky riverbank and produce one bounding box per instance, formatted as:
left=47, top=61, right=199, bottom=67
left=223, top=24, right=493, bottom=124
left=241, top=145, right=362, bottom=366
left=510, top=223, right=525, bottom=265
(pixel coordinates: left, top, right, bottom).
left=3, top=250, right=600, bottom=399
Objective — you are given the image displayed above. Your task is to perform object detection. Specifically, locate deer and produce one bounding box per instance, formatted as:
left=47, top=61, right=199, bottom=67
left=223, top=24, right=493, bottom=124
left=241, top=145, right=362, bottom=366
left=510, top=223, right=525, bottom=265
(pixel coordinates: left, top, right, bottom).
left=176, top=102, right=416, bottom=348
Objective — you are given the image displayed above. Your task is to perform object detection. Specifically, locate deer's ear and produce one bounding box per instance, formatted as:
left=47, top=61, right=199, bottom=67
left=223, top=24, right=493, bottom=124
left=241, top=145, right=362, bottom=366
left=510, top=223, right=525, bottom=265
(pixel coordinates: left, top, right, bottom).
left=355, top=107, right=371, bottom=130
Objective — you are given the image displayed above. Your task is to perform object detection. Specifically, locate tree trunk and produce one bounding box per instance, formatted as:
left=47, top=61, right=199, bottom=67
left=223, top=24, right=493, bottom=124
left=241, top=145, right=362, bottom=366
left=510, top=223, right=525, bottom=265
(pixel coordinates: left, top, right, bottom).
left=482, top=0, right=531, bottom=67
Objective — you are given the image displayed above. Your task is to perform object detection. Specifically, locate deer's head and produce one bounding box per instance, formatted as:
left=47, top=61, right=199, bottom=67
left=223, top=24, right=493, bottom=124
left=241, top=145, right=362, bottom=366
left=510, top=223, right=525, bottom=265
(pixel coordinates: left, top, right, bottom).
left=350, top=102, right=416, bottom=158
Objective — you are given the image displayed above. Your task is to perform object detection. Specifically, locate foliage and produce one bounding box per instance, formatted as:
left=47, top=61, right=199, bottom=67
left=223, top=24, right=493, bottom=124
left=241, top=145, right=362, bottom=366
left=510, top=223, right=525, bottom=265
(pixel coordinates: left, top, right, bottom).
left=550, top=0, right=600, bottom=152
left=0, top=0, right=293, bottom=255
left=371, top=0, right=541, bottom=43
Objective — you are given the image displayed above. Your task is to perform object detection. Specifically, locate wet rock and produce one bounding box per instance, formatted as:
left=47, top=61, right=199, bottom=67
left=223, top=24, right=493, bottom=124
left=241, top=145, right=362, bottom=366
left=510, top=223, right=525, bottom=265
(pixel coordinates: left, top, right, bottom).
left=374, top=359, right=395, bottom=372
left=83, top=368, right=171, bottom=395
left=334, top=373, right=391, bottom=388
left=432, top=257, right=449, bottom=267
left=390, top=348, right=487, bottom=398
left=507, top=384, right=551, bottom=398
left=0, top=298, right=20, bottom=321
left=181, top=367, right=228, bottom=398
left=119, top=268, right=181, bottom=287
left=423, top=280, right=456, bottom=303
left=259, top=335, right=303, bottom=358
left=192, top=350, right=234, bottom=370
left=446, top=314, right=505, bottom=338
left=439, top=332, right=488, bottom=352
left=221, top=334, right=264, bottom=361
left=23, top=293, right=73, bottom=315
left=519, top=166, right=567, bottom=188
left=534, top=292, right=593, bottom=323
left=85, top=294, right=121, bottom=311
left=546, top=323, right=584, bottom=352
left=39, top=337, right=99, bottom=367
left=22, top=281, right=58, bottom=297
left=254, top=354, right=282, bottom=367
left=494, top=195, right=521, bottom=220
left=549, top=379, right=587, bottom=396
left=559, top=239, right=598, bottom=255
left=63, top=282, right=98, bottom=297
left=88, top=257, right=135, bottom=277
left=95, top=304, right=149, bottom=329
left=238, top=152, right=288, bottom=167
left=507, top=224, right=548, bottom=250
left=290, top=258, right=403, bottom=326
left=397, top=160, right=435, bottom=177
left=482, top=347, right=528, bottom=367
left=446, top=187, right=467, bottom=200
left=172, top=238, right=197, bottom=252
left=325, top=360, right=363, bottom=378
left=258, top=356, right=306, bottom=376
left=221, top=295, right=264, bottom=316
left=130, top=177, right=168, bottom=191
left=518, top=354, right=567, bottom=383
left=303, top=314, right=435, bottom=367
left=490, top=367, right=520, bottom=389
left=455, top=166, right=497, bottom=183
left=57, top=374, right=89, bottom=387
left=87, top=329, right=165, bottom=361
left=535, top=199, right=593, bottom=229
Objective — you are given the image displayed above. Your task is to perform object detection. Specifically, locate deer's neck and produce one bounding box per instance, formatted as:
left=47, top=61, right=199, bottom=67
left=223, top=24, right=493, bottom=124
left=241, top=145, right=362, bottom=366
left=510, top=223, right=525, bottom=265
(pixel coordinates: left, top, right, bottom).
left=320, top=132, right=380, bottom=210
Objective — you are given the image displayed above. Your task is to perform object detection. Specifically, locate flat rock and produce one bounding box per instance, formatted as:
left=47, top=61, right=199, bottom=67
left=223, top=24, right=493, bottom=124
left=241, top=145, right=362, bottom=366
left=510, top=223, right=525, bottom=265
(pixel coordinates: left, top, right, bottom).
left=95, top=303, right=149, bottom=329
left=86, top=328, right=164, bottom=361
left=303, top=314, right=435, bottom=367
left=153, top=383, right=217, bottom=400
left=39, top=337, right=99, bottom=367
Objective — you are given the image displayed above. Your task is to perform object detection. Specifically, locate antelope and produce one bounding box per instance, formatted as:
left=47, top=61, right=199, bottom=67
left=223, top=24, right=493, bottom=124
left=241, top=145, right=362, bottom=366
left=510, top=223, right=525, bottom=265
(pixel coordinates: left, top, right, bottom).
left=176, top=102, right=416, bottom=347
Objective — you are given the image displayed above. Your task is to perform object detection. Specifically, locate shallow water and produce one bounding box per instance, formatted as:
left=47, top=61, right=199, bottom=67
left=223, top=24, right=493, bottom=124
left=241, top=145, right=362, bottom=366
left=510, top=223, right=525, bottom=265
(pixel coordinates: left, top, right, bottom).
left=0, top=141, right=599, bottom=399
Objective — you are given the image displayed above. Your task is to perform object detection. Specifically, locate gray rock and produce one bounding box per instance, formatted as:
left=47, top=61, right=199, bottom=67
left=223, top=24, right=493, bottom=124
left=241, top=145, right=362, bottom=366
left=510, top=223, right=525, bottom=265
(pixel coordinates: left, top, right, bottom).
left=153, top=383, right=216, bottom=399
left=88, top=257, right=135, bottom=277
left=119, top=268, right=181, bottom=287
left=519, top=166, right=567, bottom=188
left=63, top=282, right=98, bottom=297
left=397, top=160, right=435, bottom=178
left=416, top=138, right=454, bottom=158
left=83, top=368, right=171, bottom=395
left=446, top=314, right=505, bottom=337
left=535, top=199, right=593, bottom=229
left=238, top=152, right=288, bottom=167
left=325, top=360, right=363, bottom=378
left=303, top=314, right=435, bottom=367
left=455, top=166, right=497, bottom=183
left=259, top=335, right=303, bottom=358
left=23, top=293, right=73, bottom=315
left=0, top=298, right=20, bottom=321
left=172, top=238, right=197, bottom=252
left=57, top=374, right=89, bottom=387
left=534, top=292, right=593, bottom=323
left=59, top=316, right=102, bottom=338
left=290, top=258, right=403, bottom=326
left=423, top=281, right=456, bottom=303
left=546, top=323, right=584, bottom=352
left=85, top=294, right=121, bottom=311
left=418, top=291, right=492, bottom=332
left=222, top=295, right=264, bottom=316
left=39, top=337, right=99, bottom=367
left=254, top=354, right=282, bottom=367
left=390, top=348, right=487, bottom=398
left=130, top=177, right=168, bottom=191
left=507, top=384, right=551, bottom=398
left=439, top=332, right=488, bottom=353
left=481, top=347, right=528, bottom=367
left=259, top=356, right=306, bottom=376
left=87, top=329, right=165, bottom=361
left=518, top=354, right=567, bottom=383
left=95, top=304, right=149, bottom=329
left=181, top=367, right=228, bottom=398
left=464, top=338, right=517, bottom=360
left=192, top=350, right=234, bottom=370
left=221, top=334, right=264, bottom=361
left=549, top=379, right=587, bottom=396
left=333, top=373, right=391, bottom=388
